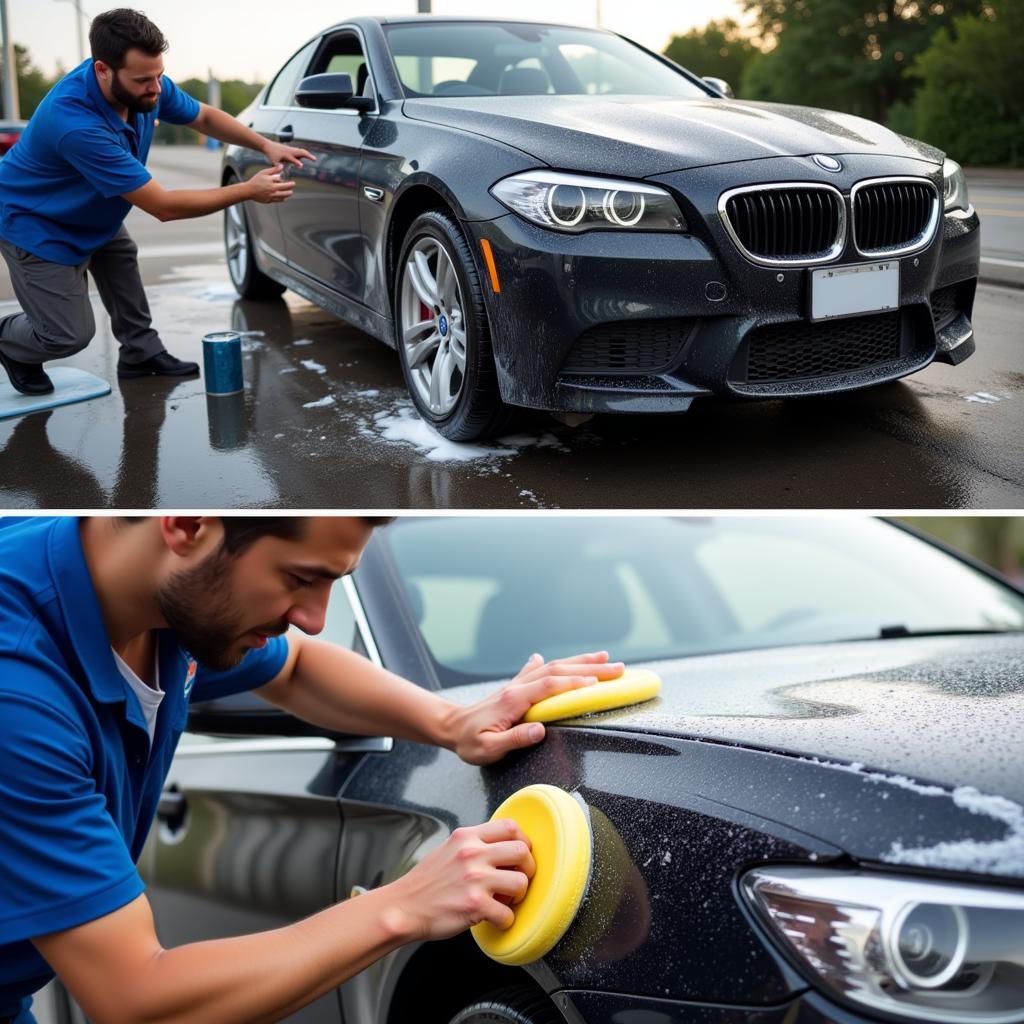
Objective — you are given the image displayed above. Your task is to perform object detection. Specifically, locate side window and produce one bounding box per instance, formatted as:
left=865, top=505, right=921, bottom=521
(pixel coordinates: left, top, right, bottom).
left=309, top=31, right=372, bottom=98
left=264, top=40, right=316, bottom=107
left=320, top=581, right=359, bottom=650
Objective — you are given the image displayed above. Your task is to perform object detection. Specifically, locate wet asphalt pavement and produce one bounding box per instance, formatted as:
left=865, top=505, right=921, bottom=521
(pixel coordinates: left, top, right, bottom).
left=1, top=148, right=1023, bottom=510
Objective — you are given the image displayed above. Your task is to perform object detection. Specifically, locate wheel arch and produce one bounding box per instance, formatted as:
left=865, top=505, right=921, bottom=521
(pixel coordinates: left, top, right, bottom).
left=386, top=179, right=464, bottom=305
left=384, top=933, right=553, bottom=1024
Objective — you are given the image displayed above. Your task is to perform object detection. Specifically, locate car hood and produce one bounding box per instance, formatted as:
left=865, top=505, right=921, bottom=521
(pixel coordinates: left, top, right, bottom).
left=450, top=634, right=1024, bottom=802
left=402, top=95, right=943, bottom=177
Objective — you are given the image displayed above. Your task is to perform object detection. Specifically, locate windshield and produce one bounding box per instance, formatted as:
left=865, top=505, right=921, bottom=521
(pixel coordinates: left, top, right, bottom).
left=383, top=22, right=709, bottom=99
left=378, top=517, right=1024, bottom=685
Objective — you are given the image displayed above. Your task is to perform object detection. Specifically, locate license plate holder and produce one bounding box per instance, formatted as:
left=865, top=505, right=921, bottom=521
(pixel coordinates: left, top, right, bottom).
left=810, top=260, right=900, bottom=322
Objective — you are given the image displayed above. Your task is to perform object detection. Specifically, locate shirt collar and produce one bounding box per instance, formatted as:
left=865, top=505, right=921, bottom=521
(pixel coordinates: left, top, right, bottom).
left=82, top=59, right=138, bottom=138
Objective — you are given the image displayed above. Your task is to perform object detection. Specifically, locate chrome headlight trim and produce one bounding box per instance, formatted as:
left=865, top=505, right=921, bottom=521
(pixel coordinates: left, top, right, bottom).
left=489, top=170, right=686, bottom=234
left=944, top=157, right=971, bottom=213
left=743, top=865, right=1024, bottom=1024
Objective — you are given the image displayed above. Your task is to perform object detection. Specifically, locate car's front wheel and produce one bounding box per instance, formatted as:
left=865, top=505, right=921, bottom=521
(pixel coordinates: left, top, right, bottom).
left=223, top=175, right=286, bottom=300
left=395, top=210, right=513, bottom=441
left=447, top=986, right=561, bottom=1024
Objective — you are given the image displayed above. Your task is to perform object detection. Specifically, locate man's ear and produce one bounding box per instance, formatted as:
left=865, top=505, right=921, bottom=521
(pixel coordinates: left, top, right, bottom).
left=158, top=517, right=223, bottom=558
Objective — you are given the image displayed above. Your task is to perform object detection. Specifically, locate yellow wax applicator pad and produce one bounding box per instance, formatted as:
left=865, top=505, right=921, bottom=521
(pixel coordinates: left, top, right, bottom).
left=471, top=784, right=592, bottom=966
left=523, top=668, right=662, bottom=724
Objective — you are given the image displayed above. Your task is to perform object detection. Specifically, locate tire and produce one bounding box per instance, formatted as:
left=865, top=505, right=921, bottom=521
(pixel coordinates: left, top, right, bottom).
left=394, top=209, right=515, bottom=441
left=223, top=174, right=286, bottom=300
left=448, top=986, right=562, bottom=1024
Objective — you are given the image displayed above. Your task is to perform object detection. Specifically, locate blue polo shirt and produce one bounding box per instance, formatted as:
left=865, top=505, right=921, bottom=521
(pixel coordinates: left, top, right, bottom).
left=0, top=60, right=200, bottom=265
left=0, top=518, right=289, bottom=1021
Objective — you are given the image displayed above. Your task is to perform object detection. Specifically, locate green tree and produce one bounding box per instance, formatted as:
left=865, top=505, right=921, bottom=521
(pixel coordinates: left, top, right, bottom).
left=663, top=19, right=756, bottom=94
left=155, top=78, right=263, bottom=144
left=911, top=0, right=1024, bottom=165
left=739, top=0, right=985, bottom=124
left=0, top=44, right=58, bottom=118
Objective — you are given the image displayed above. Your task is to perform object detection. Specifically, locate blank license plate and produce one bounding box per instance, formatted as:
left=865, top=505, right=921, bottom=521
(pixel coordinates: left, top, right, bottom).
left=810, top=261, right=900, bottom=322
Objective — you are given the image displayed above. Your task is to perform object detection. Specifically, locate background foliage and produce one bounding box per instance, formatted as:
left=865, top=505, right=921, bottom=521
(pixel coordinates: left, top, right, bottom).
left=664, top=0, right=1017, bottom=165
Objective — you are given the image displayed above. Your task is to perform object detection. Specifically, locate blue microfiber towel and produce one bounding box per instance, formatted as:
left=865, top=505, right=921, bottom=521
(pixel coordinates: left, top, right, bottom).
left=0, top=367, right=111, bottom=420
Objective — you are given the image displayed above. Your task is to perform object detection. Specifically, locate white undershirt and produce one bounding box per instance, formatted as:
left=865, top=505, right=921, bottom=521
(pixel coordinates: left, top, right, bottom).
left=112, top=647, right=164, bottom=745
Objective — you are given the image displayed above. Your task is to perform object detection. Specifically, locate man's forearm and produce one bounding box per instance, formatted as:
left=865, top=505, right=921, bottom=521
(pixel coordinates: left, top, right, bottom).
left=143, top=890, right=411, bottom=1024
left=154, top=180, right=254, bottom=221
left=258, top=638, right=460, bottom=750
left=194, top=103, right=270, bottom=154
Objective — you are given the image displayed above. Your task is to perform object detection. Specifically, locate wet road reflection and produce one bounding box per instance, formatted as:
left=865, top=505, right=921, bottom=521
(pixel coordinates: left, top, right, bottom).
left=0, top=264, right=1021, bottom=508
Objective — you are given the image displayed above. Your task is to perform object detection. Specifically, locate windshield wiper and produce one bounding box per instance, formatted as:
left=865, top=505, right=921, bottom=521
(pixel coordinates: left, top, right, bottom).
left=876, top=625, right=1021, bottom=640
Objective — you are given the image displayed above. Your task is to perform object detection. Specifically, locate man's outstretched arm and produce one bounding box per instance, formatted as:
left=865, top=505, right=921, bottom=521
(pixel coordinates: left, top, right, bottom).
left=123, top=165, right=293, bottom=222
left=34, top=819, right=535, bottom=1024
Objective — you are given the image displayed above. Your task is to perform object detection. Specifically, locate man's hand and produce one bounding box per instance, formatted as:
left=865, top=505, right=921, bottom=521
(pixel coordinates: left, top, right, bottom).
left=248, top=164, right=296, bottom=204
left=384, top=818, right=536, bottom=941
left=449, top=651, right=625, bottom=766
left=263, top=141, right=315, bottom=169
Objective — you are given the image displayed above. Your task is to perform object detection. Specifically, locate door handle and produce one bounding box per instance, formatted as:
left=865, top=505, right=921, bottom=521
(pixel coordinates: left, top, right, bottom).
left=277, top=125, right=294, bottom=143
left=157, top=787, right=188, bottom=835
left=157, top=790, right=186, bottom=818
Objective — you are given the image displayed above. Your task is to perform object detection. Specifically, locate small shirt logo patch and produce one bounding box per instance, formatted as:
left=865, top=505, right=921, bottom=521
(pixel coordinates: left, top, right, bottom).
left=184, top=659, right=198, bottom=699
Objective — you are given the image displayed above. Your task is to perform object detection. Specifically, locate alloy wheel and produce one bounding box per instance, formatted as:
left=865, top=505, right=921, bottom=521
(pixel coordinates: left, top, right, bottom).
left=399, top=236, right=468, bottom=417
left=225, top=201, right=249, bottom=289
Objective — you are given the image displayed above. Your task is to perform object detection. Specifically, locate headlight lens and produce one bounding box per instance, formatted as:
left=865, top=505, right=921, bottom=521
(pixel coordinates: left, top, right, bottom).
left=490, top=170, right=687, bottom=233
left=743, top=867, right=1024, bottom=1023
left=944, top=156, right=970, bottom=212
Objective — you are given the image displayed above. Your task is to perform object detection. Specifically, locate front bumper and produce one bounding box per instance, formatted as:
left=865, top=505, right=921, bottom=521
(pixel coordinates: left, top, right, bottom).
left=468, top=154, right=980, bottom=414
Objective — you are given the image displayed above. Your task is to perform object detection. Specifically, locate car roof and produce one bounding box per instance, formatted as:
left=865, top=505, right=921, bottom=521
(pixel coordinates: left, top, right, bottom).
left=340, top=14, right=614, bottom=33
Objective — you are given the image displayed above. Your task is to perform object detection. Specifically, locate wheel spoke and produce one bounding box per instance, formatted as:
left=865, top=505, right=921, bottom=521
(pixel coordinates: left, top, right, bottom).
left=408, top=331, right=441, bottom=369
left=429, top=344, right=454, bottom=410
left=409, top=250, right=439, bottom=308
left=403, top=317, right=435, bottom=344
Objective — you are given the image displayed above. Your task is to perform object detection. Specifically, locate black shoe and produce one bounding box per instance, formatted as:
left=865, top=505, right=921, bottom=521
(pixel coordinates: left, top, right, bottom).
left=0, top=347, right=54, bottom=395
left=118, top=351, right=200, bottom=379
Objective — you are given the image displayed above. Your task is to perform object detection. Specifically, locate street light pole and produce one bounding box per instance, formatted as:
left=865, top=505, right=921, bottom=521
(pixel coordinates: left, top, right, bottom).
left=418, top=0, right=431, bottom=11
left=0, top=0, right=19, bottom=120
left=53, top=0, right=86, bottom=65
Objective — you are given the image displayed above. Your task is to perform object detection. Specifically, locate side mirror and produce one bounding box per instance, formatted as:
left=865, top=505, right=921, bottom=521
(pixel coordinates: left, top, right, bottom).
left=296, top=72, right=374, bottom=112
left=702, top=76, right=735, bottom=99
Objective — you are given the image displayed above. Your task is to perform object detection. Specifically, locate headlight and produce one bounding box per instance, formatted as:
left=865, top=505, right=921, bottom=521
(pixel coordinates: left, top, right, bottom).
left=743, top=867, right=1024, bottom=1023
left=490, top=170, right=687, bottom=233
left=943, top=157, right=970, bottom=213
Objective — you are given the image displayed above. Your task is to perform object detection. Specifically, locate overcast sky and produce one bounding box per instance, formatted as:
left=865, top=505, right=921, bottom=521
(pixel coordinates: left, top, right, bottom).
left=12, top=0, right=746, bottom=82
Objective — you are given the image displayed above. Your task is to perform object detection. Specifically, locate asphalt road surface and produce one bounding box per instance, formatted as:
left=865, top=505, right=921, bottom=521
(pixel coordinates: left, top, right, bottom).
left=1, top=147, right=1022, bottom=510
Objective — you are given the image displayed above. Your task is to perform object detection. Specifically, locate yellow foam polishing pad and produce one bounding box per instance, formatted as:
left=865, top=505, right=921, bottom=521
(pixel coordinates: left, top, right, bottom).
left=471, top=784, right=592, bottom=966
left=523, top=668, right=662, bottom=724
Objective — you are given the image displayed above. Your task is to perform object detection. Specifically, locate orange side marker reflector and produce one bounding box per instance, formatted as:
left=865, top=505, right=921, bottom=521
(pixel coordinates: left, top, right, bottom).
left=480, top=238, right=501, bottom=294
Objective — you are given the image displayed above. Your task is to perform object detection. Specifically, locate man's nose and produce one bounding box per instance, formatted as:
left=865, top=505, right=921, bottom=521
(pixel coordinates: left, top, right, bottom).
left=286, top=592, right=328, bottom=636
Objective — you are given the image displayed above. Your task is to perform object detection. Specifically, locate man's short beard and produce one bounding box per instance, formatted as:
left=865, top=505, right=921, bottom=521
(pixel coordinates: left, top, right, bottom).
left=110, top=71, right=159, bottom=115
left=157, top=546, right=248, bottom=671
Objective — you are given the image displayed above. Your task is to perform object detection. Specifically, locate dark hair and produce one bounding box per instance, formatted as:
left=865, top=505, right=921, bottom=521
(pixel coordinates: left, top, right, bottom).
left=89, top=9, right=168, bottom=69
left=117, top=516, right=394, bottom=556
left=218, top=517, right=394, bottom=556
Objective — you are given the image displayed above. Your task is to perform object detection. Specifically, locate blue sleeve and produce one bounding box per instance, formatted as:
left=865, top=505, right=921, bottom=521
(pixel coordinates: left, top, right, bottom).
left=0, top=689, right=144, bottom=943
left=190, top=634, right=290, bottom=702
left=57, top=128, right=151, bottom=199
left=156, top=75, right=201, bottom=126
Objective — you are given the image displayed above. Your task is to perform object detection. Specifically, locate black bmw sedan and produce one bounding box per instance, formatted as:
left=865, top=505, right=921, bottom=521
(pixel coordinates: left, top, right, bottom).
left=101, top=517, right=1024, bottom=1024
left=221, top=17, right=981, bottom=440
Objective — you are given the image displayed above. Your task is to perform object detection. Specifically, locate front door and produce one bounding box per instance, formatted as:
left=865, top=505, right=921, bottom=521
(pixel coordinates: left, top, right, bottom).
left=278, top=31, right=375, bottom=302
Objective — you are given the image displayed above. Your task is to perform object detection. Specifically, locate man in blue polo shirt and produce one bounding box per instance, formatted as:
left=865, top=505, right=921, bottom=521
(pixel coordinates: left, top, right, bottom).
left=0, top=9, right=312, bottom=395
left=0, top=515, right=620, bottom=1024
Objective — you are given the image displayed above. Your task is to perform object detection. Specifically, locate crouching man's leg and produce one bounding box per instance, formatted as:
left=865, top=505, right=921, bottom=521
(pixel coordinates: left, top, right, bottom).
left=88, top=226, right=199, bottom=380
left=0, top=239, right=96, bottom=395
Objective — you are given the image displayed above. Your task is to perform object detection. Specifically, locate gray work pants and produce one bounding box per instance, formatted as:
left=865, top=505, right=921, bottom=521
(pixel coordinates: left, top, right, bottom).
left=0, top=226, right=165, bottom=365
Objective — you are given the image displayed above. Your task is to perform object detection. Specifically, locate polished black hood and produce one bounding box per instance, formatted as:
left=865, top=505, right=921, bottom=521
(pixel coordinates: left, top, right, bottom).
left=402, top=95, right=944, bottom=178
left=451, top=634, right=1024, bottom=802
